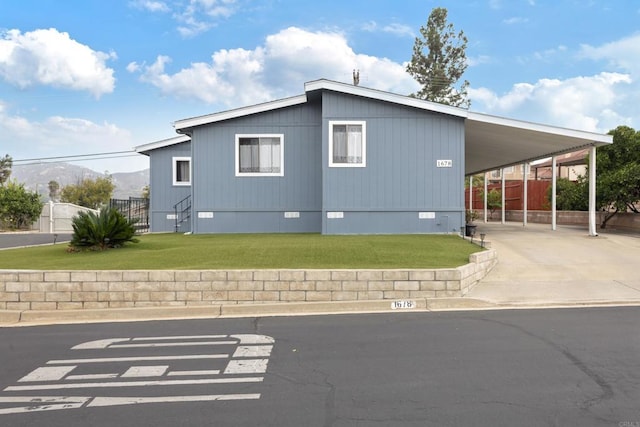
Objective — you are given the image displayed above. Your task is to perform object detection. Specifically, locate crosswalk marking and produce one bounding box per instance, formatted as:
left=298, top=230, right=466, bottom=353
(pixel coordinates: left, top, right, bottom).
left=0, top=334, right=275, bottom=415
left=0, top=396, right=91, bottom=414
left=132, top=335, right=229, bottom=341
left=110, top=341, right=237, bottom=348
left=167, top=370, right=220, bottom=376
left=47, top=354, right=228, bottom=365
left=121, top=366, right=169, bottom=378
left=232, top=345, right=273, bottom=358
left=18, top=366, right=76, bottom=382
left=66, top=373, right=119, bottom=381
left=87, top=394, right=261, bottom=407
left=5, top=376, right=264, bottom=392
left=224, top=359, right=269, bottom=374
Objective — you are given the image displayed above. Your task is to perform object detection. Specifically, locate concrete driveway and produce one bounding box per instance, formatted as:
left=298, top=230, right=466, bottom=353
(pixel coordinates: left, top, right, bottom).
left=466, top=222, right=640, bottom=306
left=0, top=233, right=72, bottom=250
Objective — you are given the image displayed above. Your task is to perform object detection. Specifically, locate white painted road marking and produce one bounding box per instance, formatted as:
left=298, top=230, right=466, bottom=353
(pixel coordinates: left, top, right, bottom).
left=0, top=396, right=91, bottom=415
left=132, top=335, right=229, bottom=341
left=110, top=341, right=237, bottom=348
left=5, top=376, right=264, bottom=392
left=121, top=366, right=169, bottom=378
left=0, top=334, right=275, bottom=415
left=233, top=345, right=273, bottom=358
left=167, top=370, right=220, bottom=376
left=0, top=394, right=261, bottom=414
left=224, top=359, right=269, bottom=374
left=66, top=373, right=119, bottom=381
left=18, top=366, right=76, bottom=382
left=87, top=394, right=261, bottom=407
left=47, top=354, right=228, bottom=365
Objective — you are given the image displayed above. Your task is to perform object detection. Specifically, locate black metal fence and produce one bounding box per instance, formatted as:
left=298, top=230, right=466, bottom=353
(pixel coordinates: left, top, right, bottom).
left=109, top=197, right=149, bottom=233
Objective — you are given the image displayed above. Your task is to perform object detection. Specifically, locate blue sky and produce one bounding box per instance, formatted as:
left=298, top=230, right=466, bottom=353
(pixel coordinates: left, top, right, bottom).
left=1, top=0, right=639, bottom=173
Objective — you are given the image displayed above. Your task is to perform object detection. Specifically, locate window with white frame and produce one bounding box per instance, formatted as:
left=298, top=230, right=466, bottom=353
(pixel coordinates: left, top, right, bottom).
left=172, top=157, right=191, bottom=186
left=329, top=121, right=366, bottom=167
left=235, top=134, right=284, bottom=176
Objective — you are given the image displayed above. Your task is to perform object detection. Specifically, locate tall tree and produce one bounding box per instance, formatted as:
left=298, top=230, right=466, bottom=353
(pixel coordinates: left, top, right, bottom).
left=596, top=125, right=640, bottom=228
left=0, top=154, right=12, bottom=185
left=0, top=181, right=43, bottom=230
left=60, top=176, right=115, bottom=209
left=406, top=7, right=470, bottom=107
left=551, top=125, right=640, bottom=228
left=48, top=180, right=60, bottom=202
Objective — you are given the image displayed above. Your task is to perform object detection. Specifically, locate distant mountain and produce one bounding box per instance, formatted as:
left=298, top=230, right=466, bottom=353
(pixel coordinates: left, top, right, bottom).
left=11, top=163, right=149, bottom=200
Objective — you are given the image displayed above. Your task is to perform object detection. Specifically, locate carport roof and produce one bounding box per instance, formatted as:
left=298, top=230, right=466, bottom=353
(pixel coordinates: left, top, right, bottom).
left=168, top=79, right=612, bottom=175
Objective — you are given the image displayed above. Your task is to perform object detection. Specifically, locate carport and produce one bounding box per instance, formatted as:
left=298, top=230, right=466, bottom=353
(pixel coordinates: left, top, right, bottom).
left=463, top=112, right=613, bottom=236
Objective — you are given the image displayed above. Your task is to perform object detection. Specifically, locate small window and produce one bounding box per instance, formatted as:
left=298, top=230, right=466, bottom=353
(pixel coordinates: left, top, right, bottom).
left=329, top=121, right=366, bottom=167
left=235, top=134, right=284, bottom=177
left=173, top=157, right=191, bottom=186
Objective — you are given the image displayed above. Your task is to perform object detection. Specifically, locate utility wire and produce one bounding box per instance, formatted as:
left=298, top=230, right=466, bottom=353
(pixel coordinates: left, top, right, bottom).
left=13, top=150, right=137, bottom=163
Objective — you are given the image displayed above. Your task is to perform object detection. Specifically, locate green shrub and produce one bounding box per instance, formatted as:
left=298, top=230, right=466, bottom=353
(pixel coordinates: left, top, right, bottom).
left=70, top=207, right=139, bottom=250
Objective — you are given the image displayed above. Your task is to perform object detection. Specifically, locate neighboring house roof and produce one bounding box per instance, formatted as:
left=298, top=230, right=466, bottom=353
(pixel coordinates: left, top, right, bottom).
left=141, top=79, right=613, bottom=175
left=134, top=135, right=191, bottom=155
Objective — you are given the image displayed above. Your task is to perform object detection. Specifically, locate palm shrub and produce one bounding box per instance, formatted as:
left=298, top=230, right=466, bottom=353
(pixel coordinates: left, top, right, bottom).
left=70, top=207, right=139, bottom=250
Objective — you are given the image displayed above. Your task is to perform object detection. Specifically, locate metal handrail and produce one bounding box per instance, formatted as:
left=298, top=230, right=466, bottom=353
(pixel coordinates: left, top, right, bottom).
left=173, top=195, right=191, bottom=232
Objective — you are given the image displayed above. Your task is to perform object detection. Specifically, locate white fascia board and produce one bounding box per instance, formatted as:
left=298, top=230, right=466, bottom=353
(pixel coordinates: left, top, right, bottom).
left=134, top=135, right=191, bottom=154
left=467, top=111, right=613, bottom=145
left=304, top=79, right=468, bottom=119
left=174, top=94, right=308, bottom=131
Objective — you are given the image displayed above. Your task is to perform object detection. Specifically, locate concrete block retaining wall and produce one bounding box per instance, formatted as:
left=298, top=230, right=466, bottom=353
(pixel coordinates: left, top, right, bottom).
left=0, top=250, right=496, bottom=312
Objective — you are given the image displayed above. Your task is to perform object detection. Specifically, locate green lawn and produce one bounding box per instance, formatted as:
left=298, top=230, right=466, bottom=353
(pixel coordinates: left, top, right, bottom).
left=0, top=233, right=482, bottom=270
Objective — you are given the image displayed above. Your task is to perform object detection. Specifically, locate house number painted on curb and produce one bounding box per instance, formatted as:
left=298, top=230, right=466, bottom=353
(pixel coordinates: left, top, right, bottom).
left=391, top=300, right=416, bottom=309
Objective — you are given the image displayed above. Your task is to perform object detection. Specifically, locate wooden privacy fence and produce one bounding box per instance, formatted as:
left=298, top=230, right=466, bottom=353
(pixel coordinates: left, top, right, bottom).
left=465, top=181, right=551, bottom=211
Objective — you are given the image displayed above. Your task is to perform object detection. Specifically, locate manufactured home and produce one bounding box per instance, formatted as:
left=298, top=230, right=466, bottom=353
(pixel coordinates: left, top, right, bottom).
left=135, top=79, right=611, bottom=235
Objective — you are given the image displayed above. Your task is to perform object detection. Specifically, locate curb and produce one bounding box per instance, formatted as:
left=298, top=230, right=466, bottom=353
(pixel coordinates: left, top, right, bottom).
left=3, top=298, right=640, bottom=326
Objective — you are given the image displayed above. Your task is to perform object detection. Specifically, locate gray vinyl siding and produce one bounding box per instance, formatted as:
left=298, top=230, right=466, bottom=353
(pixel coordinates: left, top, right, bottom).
left=321, top=91, right=465, bottom=234
left=191, top=102, right=322, bottom=233
left=148, top=142, right=191, bottom=233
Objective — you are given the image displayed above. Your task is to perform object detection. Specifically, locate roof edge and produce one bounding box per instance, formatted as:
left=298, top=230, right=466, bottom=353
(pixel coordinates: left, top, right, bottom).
left=304, top=79, right=468, bottom=119
left=134, top=135, right=191, bottom=154
left=174, top=94, right=308, bottom=131
left=467, top=111, right=613, bottom=145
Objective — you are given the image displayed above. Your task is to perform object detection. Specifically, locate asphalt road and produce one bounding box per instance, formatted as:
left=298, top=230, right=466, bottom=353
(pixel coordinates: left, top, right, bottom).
left=0, top=233, right=72, bottom=249
left=0, top=308, right=639, bottom=426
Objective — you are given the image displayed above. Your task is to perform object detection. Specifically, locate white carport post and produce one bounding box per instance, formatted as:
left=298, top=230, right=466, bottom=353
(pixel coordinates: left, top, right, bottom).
left=523, top=162, right=528, bottom=227
left=551, top=156, right=557, bottom=231
left=469, top=176, right=473, bottom=213
left=501, top=168, right=506, bottom=224
left=483, top=172, right=488, bottom=223
left=588, top=145, right=598, bottom=236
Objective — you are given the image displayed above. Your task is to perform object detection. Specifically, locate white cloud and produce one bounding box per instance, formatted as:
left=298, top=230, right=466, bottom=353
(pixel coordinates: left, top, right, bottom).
left=361, top=21, right=415, bottom=38
left=175, top=0, right=238, bottom=37
left=0, top=28, right=116, bottom=98
left=129, top=0, right=170, bottom=13
left=578, top=33, right=640, bottom=74
left=130, top=26, right=419, bottom=106
left=468, top=55, right=491, bottom=67
left=469, top=72, right=633, bottom=132
left=0, top=104, right=146, bottom=172
left=503, top=17, right=528, bottom=25
left=128, top=0, right=239, bottom=37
